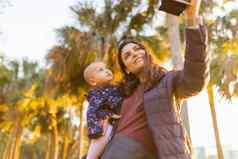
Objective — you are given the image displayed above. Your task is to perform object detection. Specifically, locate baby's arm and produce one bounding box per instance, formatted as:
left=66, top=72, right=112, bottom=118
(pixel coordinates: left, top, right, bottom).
left=86, top=120, right=113, bottom=159
left=87, top=92, right=106, bottom=139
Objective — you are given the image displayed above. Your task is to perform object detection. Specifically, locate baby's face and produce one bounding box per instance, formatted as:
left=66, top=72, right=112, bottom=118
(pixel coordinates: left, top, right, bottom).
left=90, top=62, right=113, bottom=86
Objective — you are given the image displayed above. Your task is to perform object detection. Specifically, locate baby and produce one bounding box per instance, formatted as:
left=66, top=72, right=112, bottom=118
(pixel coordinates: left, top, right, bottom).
left=83, top=61, right=124, bottom=159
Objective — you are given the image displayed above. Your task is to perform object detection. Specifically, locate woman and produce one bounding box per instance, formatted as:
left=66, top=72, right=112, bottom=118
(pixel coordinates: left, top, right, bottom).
left=101, top=0, right=209, bottom=158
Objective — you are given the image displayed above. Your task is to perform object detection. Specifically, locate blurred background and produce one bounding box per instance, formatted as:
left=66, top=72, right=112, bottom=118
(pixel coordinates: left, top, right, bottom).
left=0, top=0, right=238, bottom=159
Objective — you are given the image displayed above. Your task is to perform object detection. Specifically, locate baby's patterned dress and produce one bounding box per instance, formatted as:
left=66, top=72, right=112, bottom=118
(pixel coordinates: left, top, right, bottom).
left=86, top=85, right=123, bottom=139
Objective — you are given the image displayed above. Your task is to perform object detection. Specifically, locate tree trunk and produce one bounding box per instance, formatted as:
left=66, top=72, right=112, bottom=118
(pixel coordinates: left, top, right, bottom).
left=166, top=14, right=191, bottom=136
left=12, top=125, right=22, bottom=159
left=62, top=132, right=70, bottom=159
left=3, top=132, right=14, bottom=159
left=207, top=83, right=224, bottom=159
left=79, top=104, right=84, bottom=159
left=79, top=100, right=89, bottom=159
left=7, top=142, right=14, bottom=159
left=52, top=117, right=59, bottom=159
left=8, top=124, right=18, bottom=159
left=44, top=133, right=52, bottom=159
left=166, top=14, right=183, bottom=70
left=76, top=140, right=81, bottom=159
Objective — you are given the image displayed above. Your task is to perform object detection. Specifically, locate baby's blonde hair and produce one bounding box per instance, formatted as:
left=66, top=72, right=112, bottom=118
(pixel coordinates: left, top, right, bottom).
left=83, top=61, right=103, bottom=85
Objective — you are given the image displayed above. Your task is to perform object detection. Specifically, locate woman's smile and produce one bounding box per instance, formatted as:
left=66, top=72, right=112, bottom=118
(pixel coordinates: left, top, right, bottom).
left=134, top=56, right=144, bottom=64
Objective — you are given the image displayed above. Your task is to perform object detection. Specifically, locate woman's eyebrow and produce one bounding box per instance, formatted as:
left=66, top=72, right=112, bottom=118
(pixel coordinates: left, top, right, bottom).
left=133, top=45, right=140, bottom=50
left=133, top=45, right=138, bottom=49
left=122, top=51, right=130, bottom=58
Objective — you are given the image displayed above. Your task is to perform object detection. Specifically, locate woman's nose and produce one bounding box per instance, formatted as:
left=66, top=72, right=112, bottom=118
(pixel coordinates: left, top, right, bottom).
left=132, top=52, right=137, bottom=58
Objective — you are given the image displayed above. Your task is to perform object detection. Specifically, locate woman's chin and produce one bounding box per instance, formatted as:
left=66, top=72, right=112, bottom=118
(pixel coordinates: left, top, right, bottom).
left=136, top=62, right=145, bottom=70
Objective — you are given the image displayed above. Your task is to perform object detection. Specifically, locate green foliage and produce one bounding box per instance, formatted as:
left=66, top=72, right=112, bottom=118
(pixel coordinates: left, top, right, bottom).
left=206, top=4, right=238, bottom=100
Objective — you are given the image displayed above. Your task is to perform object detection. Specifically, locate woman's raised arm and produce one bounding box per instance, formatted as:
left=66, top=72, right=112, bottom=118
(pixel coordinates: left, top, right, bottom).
left=174, top=0, right=210, bottom=99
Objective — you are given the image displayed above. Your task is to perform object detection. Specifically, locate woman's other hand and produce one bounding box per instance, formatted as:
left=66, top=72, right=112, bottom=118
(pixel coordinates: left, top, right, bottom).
left=111, top=114, right=121, bottom=119
left=102, top=119, right=109, bottom=136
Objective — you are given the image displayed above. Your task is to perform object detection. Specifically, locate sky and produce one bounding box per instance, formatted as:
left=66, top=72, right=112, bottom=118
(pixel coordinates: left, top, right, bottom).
left=0, top=0, right=238, bottom=151
left=0, top=0, right=77, bottom=65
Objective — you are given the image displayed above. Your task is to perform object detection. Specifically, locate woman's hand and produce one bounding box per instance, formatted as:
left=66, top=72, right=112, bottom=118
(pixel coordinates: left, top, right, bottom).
left=111, top=114, right=121, bottom=119
left=102, top=119, right=109, bottom=135
left=184, top=0, right=201, bottom=19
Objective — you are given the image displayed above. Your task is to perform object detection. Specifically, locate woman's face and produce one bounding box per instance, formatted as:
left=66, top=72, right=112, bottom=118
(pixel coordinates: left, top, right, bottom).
left=121, top=43, right=146, bottom=74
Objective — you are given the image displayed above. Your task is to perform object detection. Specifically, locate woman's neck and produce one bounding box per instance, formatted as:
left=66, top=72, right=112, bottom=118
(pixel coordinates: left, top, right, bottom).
left=137, top=71, right=146, bottom=83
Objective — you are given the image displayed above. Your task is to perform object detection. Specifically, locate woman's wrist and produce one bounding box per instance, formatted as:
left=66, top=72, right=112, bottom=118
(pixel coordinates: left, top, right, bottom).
left=185, top=15, right=203, bottom=29
left=184, top=0, right=201, bottom=28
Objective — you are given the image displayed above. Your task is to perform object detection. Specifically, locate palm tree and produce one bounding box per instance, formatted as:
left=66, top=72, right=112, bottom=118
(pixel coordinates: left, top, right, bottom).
left=166, top=14, right=191, bottom=138
left=0, top=56, right=47, bottom=159
left=203, top=2, right=238, bottom=158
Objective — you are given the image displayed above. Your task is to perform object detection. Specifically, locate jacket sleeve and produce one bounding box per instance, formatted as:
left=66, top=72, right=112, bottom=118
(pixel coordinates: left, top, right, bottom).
left=174, top=25, right=210, bottom=99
